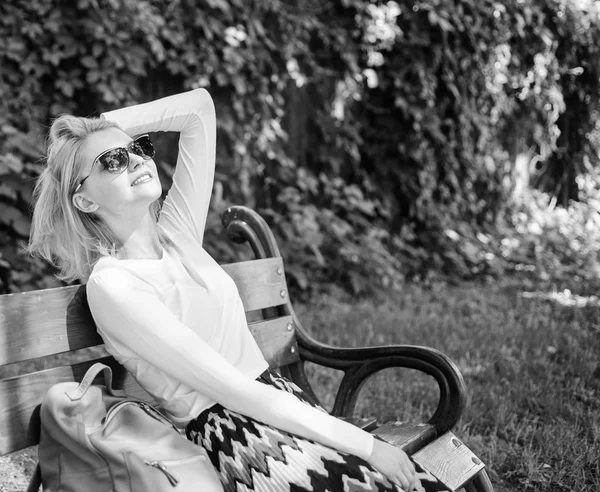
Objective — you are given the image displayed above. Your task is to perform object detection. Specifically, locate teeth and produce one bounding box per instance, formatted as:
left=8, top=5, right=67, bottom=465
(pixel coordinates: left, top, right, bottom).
left=132, top=174, right=151, bottom=186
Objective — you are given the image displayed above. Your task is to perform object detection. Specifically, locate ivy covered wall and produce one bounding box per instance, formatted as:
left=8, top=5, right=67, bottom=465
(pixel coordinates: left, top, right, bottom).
left=1, top=0, right=600, bottom=295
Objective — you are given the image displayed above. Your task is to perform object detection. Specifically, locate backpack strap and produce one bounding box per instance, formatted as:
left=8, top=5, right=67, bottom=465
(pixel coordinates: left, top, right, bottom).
left=66, top=362, right=126, bottom=401
left=26, top=462, right=41, bottom=492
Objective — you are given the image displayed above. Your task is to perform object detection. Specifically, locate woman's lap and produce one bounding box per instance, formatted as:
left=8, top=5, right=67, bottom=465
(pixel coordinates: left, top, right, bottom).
left=185, top=369, right=449, bottom=492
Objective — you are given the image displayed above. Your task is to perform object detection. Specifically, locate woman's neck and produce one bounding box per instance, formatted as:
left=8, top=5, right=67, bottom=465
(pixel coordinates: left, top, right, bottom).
left=109, top=211, right=163, bottom=260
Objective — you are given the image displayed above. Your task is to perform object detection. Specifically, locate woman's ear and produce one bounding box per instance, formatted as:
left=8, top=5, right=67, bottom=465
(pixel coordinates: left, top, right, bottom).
left=72, top=193, right=99, bottom=213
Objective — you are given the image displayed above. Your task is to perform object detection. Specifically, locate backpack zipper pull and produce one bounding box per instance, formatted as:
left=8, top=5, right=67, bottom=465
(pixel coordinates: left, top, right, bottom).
left=144, top=460, right=180, bottom=486
left=138, top=402, right=180, bottom=433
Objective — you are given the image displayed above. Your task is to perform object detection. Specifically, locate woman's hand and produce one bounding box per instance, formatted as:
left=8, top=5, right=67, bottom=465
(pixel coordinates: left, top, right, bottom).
left=367, top=438, right=420, bottom=491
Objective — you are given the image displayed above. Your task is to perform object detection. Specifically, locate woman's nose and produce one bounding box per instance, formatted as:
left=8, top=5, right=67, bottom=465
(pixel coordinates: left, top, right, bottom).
left=128, top=152, right=144, bottom=170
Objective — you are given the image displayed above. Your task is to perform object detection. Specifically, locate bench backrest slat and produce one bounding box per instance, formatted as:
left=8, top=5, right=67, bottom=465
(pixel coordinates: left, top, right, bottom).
left=0, top=360, right=117, bottom=455
left=0, top=257, right=290, bottom=366
left=0, top=286, right=98, bottom=366
left=248, top=315, right=297, bottom=368
left=225, top=257, right=289, bottom=312
left=0, top=312, right=298, bottom=455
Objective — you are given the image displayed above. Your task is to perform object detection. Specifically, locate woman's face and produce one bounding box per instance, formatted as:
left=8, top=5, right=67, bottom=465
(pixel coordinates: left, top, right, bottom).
left=73, top=127, right=162, bottom=218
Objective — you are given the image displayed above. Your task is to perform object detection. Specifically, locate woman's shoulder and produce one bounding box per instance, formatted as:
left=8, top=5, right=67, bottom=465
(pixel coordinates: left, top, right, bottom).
left=87, top=257, right=127, bottom=293
left=87, top=256, right=156, bottom=295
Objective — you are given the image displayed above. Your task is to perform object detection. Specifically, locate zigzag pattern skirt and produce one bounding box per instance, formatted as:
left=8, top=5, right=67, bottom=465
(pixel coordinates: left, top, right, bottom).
left=185, top=369, right=451, bottom=492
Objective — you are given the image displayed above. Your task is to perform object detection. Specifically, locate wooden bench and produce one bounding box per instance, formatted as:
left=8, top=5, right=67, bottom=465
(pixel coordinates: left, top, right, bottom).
left=0, top=206, right=494, bottom=492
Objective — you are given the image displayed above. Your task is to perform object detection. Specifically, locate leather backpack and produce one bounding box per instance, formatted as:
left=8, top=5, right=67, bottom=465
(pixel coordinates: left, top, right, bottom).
left=38, top=362, right=222, bottom=492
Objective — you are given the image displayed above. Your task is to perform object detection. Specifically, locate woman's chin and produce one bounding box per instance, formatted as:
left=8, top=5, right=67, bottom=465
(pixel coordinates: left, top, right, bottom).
left=132, top=181, right=162, bottom=201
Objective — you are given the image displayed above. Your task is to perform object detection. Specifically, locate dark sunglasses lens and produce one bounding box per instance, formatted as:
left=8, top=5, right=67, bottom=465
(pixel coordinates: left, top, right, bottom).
left=98, top=148, right=129, bottom=173
left=132, top=135, right=155, bottom=159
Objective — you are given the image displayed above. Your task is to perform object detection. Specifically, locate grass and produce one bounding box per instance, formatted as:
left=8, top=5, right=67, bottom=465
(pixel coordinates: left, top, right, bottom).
left=295, top=281, right=600, bottom=492
left=2, top=279, right=599, bottom=491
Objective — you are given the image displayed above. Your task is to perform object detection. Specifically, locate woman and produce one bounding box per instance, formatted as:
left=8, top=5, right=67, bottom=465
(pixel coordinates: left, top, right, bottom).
left=28, top=89, right=449, bottom=492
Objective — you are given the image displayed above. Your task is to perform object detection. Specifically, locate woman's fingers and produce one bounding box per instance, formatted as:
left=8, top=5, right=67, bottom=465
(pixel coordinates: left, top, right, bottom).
left=407, top=472, right=419, bottom=491
left=368, top=439, right=421, bottom=491
left=400, top=458, right=416, bottom=489
left=393, top=474, right=410, bottom=491
left=393, top=463, right=416, bottom=490
left=405, top=472, right=415, bottom=491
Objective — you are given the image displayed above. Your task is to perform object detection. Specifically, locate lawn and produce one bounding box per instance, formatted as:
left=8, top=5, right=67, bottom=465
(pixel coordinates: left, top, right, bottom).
left=2, top=279, right=598, bottom=491
left=296, top=280, right=600, bottom=492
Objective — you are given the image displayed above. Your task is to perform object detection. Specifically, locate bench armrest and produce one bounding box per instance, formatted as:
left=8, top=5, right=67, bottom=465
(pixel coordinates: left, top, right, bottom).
left=298, top=339, right=467, bottom=436
left=220, top=205, right=467, bottom=436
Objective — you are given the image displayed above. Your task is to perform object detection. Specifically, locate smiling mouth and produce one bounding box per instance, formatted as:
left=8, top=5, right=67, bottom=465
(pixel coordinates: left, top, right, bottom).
left=131, top=173, right=152, bottom=186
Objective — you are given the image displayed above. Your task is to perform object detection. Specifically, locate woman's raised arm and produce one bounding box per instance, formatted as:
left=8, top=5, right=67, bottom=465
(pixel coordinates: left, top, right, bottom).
left=102, top=89, right=216, bottom=244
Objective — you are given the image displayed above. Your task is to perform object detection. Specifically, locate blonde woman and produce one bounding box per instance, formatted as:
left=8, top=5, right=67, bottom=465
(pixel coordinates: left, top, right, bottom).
left=28, top=89, right=449, bottom=492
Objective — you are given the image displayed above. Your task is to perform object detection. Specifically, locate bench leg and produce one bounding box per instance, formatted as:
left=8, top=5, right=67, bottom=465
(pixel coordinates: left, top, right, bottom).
left=464, top=469, right=494, bottom=492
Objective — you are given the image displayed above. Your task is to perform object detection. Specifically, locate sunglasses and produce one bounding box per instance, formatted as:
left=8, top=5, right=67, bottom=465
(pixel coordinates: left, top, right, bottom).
left=74, top=134, right=155, bottom=193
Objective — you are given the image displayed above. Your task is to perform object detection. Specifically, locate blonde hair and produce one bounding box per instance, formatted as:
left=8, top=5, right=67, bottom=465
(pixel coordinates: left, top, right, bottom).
left=27, top=115, right=168, bottom=283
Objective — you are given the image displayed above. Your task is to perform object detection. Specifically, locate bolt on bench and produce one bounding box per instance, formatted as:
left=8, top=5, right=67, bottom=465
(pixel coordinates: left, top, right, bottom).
left=0, top=206, right=493, bottom=492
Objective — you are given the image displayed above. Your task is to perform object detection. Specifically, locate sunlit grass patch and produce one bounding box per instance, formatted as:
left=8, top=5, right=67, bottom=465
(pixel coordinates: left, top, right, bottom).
left=296, top=281, right=600, bottom=492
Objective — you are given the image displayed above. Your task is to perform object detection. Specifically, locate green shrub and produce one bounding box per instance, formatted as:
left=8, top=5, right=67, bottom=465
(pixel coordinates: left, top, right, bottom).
left=2, top=0, right=600, bottom=295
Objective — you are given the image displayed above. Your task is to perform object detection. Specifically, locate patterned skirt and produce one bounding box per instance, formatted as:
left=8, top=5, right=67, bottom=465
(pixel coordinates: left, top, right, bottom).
left=185, top=369, right=451, bottom=492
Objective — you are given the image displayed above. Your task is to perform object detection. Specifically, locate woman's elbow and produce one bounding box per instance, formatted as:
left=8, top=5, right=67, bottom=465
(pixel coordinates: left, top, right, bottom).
left=191, top=88, right=216, bottom=125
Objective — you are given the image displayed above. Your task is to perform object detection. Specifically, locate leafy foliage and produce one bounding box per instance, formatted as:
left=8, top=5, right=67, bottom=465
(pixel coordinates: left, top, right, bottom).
left=1, top=0, right=600, bottom=295
left=500, top=170, right=600, bottom=294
